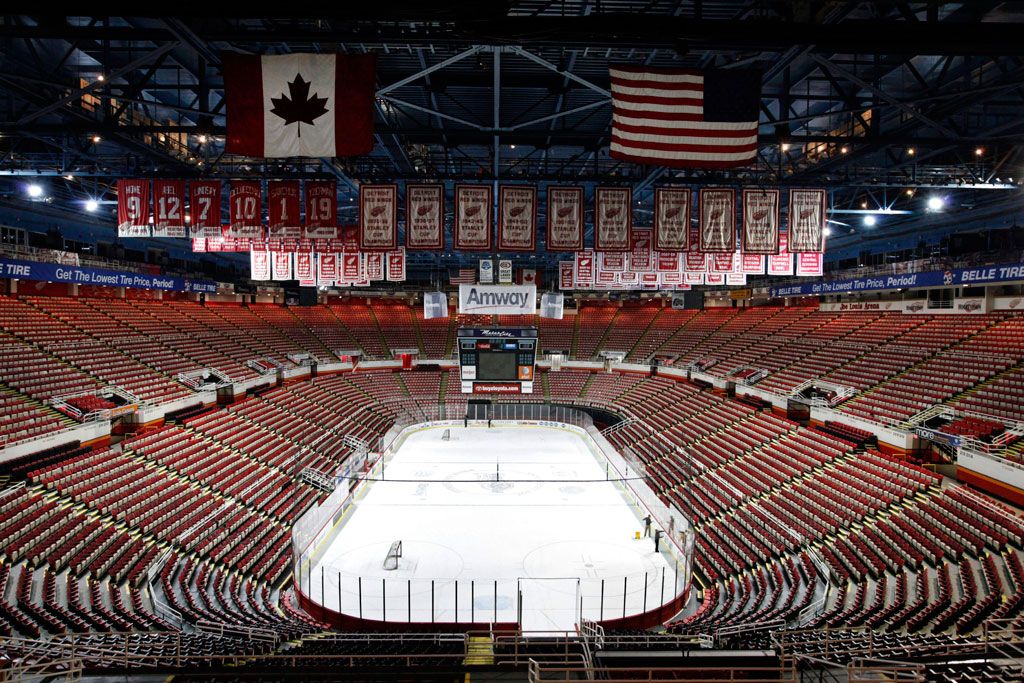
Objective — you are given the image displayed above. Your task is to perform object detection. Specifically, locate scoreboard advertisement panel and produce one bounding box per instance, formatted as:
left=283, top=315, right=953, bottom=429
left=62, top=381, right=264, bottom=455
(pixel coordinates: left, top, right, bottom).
left=458, top=327, right=538, bottom=394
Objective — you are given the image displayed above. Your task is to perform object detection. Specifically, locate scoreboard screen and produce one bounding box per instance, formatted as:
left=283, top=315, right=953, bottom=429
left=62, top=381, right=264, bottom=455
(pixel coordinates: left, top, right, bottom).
left=458, top=327, right=537, bottom=394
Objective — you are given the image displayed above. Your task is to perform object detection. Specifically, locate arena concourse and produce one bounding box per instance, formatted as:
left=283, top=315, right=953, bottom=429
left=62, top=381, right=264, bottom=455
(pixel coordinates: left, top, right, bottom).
left=1, top=4, right=1024, bottom=682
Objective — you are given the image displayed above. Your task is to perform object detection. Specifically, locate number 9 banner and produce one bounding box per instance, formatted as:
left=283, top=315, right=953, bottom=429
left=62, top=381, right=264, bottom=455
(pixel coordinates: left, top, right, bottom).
left=117, top=179, right=151, bottom=237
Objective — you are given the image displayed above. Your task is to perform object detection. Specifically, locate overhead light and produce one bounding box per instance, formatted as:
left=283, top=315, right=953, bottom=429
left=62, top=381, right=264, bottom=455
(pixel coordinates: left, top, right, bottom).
left=840, top=146, right=849, bottom=154
left=510, top=144, right=516, bottom=149
left=63, top=174, right=74, bottom=181
left=197, top=134, right=208, bottom=144
left=905, top=189, right=914, bottom=196
left=85, top=199, right=99, bottom=212
left=823, top=226, right=832, bottom=237
left=781, top=143, right=791, bottom=152
left=862, top=215, right=877, bottom=227
left=860, top=201, right=868, bottom=209
left=975, top=147, right=984, bottom=156
left=907, top=147, right=915, bottom=156
left=26, top=183, right=43, bottom=198
left=96, top=74, right=105, bottom=82
left=91, top=135, right=102, bottom=144
left=927, top=196, right=944, bottom=211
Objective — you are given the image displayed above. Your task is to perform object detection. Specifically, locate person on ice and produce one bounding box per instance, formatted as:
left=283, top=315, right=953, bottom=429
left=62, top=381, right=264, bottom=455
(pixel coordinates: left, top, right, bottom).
left=643, top=514, right=653, bottom=538
left=654, top=528, right=663, bottom=553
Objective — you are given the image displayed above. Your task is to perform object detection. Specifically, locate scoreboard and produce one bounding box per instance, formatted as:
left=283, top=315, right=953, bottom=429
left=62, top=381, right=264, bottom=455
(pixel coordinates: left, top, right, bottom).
left=458, top=327, right=538, bottom=394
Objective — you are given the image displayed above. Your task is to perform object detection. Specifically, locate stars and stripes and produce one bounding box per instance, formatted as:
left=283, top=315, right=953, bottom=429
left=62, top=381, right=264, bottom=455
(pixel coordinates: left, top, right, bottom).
left=450, top=268, right=477, bottom=285
left=609, top=66, right=761, bottom=168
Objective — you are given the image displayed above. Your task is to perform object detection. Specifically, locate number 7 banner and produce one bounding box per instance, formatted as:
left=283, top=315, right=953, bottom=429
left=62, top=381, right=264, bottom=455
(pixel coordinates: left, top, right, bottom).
left=152, top=180, right=186, bottom=238
left=228, top=180, right=263, bottom=238
left=189, top=180, right=222, bottom=238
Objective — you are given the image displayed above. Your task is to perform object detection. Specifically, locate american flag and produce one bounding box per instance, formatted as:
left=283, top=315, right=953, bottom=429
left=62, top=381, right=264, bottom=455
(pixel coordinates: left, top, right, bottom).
left=450, top=268, right=476, bottom=285
left=609, top=66, right=761, bottom=168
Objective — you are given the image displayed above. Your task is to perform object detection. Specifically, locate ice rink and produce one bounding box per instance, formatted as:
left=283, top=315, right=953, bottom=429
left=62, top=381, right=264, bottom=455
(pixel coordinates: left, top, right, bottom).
left=306, top=424, right=682, bottom=631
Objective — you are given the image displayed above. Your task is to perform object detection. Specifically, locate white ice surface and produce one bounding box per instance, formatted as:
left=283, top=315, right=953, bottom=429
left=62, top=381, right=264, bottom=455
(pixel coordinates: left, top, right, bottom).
left=307, top=425, right=680, bottom=631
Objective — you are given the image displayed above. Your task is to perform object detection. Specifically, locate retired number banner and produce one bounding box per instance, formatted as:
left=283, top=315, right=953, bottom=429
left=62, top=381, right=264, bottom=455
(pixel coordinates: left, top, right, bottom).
left=741, top=188, right=780, bottom=254
left=788, top=188, right=827, bottom=252
left=594, top=187, right=632, bottom=251
left=546, top=186, right=584, bottom=251
left=498, top=185, right=537, bottom=251
left=152, top=180, right=186, bottom=238
left=189, top=180, right=222, bottom=238
left=359, top=184, right=398, bottom=250
left=386, top=249, right=406, bottom=282
left=699, top=188, right=736, bottom=252
left=267, top=181, right=301, bottom=238
left=454, top=185, right=492, bottom=251
left=228, top=180, right=262, bottom=238
left=653, top=187, right=691, bottom=252
left=406, top=184, right=444, bottom=250
left=117, top=179, right=150, bottom=237
left=304, top=180, right=337, bottom=239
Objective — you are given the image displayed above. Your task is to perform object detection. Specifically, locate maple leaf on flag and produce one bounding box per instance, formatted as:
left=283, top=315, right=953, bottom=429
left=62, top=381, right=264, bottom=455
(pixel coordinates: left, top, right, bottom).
left=270, top=73, right=329, bottom=137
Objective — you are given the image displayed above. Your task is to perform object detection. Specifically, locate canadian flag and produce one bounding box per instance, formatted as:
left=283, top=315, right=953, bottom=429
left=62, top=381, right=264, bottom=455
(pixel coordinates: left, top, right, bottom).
left=521, top=268, right=537, bottom=285
left=223, top=53, right=376, bottom=158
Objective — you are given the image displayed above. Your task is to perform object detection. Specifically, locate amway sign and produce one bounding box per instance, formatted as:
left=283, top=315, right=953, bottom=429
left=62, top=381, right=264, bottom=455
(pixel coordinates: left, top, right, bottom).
left=458, top=284, right=536, bottom=314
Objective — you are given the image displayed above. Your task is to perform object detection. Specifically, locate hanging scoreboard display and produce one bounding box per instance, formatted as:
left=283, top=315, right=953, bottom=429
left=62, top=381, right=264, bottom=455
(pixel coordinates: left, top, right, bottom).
left=458, top=327, right=538, bottom=394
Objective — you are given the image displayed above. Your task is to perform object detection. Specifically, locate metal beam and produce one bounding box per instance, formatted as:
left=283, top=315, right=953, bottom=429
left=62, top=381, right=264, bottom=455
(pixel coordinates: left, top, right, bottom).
left=504, top=46, right=611, bottom=98
left=376, top=46, right=485, bottom=96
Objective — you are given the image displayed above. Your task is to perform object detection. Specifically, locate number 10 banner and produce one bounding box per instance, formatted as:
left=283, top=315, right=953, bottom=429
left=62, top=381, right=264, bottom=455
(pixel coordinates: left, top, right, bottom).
left=228, top=180, right=263, bottom=238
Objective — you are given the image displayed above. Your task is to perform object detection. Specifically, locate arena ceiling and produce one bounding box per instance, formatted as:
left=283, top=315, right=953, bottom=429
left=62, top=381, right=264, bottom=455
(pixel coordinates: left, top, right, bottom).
left=1, top=2, right=1024, bottom=270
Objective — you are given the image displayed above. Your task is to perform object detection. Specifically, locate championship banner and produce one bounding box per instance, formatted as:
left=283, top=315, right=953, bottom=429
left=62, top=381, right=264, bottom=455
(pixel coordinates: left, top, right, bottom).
left=653, top=187, right=691, bottom=252
left=575, top=250, right=595, bottom=287
left=618, top=271, right=638, bottom=286
left=705, top=273, right=725, bottom=285
left=597, top=269, right=618, bottom=287
left=685, top=252, right=708, bottom=272
left=272, top=252, right=293, bottom=281
left=304, top=180, right=338, bottom=239
left=458, top=284, right=536, bottom=315
left=228, top=180, right=262, bottom=238
left=268, top=181, right=301, bottom=238
left=661, top=271, right=683, bottom=286
left=454, top=185, right=492, bottom=251
left=295, top=251, right=315, bottom=282
left=189, top=180, right=222, bottom=238
left=152, top=180, right=186, bottom=238
left=318, top=252, right=339, bottom=283
left=406, top=184, right=444, bottom=250
left=711, top=252, right=737, bottom=273
left=741, top=253, right=766, bottom=274
left=768, top=233, right=794, bottom=276
left=657, top=251, right=680, bottom=272
left=365, top=252, right=384, bottom=281
left=342, top=252, right=362, bottom=282
left=340, top=224, right=359, bottom=250
left=684, top=271, right=705, bottom=285
left=726, top=273, right=748, bottom=285
left=117, top=179, right=150, bottom=237
left=547, top=186, right=584, bottom=251
left=386, top=249, right=406, bottom=282
left=594, top=187, right=632, bottom=251
left=788, top=188, right=827, bottom=252
left=250, top=250, right=271, bottom=280
left=699, top=188, right=736, bottom=252
left=478, top=259, right=494, bottom=284
left=192, top=239, right=206, bottom=253
left=641, top=272, right=660, bottom=289
left=559, top=261, right=575, bottom=290
left=359, top=184, right=398, bottom=250
left=600, top=252, right=626, bottom=272
left=498, top=259, right=513, bottom=284
left=498, top=185, right=537, bottom=251
left=629, top=229, right=654, bottom=272
left=796, top=251, right=824, bottom=277
left=741, top=188, right=780, bottom=254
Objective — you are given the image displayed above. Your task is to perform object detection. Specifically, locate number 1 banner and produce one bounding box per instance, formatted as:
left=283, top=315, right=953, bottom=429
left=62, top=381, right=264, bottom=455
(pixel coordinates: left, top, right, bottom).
left=268, top=181, right=301, bottom=238
left=228, top=180, right=263, bottom=238
left=189, top=180, right=222, bottom=238
left=117, top=179, right=151, bottom=237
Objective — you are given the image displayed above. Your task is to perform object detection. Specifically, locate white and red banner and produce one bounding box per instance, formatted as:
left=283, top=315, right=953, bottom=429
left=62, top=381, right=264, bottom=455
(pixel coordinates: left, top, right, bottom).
left=698, top=188, right=736, bottom=252
left=684, top=252, right=707, bottom=272
left=341, top=252, right=362, bottom=282
left=741, top=188, right=780, bottom=254
left=405, top=184, right=444, bottom=250
left=192, top=239, right=206, bottom=252
left=295, top=251, right=315, bottom=283
left=318, top=253, right=339, bottom=284
left=575, top=250, right=595, bottom=287
left=267, top=180, right=301, bottom=238
left=711, top=252, right=738, bottom=273
left=228, top=180, right=262, bottom=238
left=454, top=185, right=492, bottom=251
left=250, top=250, right=271, bottom=280
left=223, top=53, right=376, bottom=158
left=272, top=251, right=293, bottom=281
left=705, top=273, right=725, bottom=285
left=117, top=179, right=150, bottom=237
left=189, top=180, right=222, bottom=238
left=152, top=180, right=186, bottom=238
left=661, top=271, right=683, bottom=286
left=653, top=187, right=691, bottom=252
left=304, top=180, right=337, bottom=239
left=559, top=261, right=575, bottom=290
left=629, top=229, right=654, bottom=272
left=796, top=251, right=824, bottom=277
left=365, top=252, right=384, bottom=281
left=600, top=252, right=626, bottom=272
left=657, top=251, right=680, bottom=272
left=788, top=188, right=827, bottom=252
left=521, top=268, right=538, bottom=286
left=684, top=271, right=705, bottom=285
left=386, top=249, right=406, bottom=282
left=594, top=187, right=632, bottom=251
left=726, top=273, right=747, bottom=285
left=597, top=268, right=618, bottom=287
left=741, top=253, right=766, bottom=274
left=497, top=185, right=537, bottom=251
left=359, top=184, right=398, bottom=250
left=768, top=233, right=794, bottom=276
left=546, top=186, right=584, bottom=251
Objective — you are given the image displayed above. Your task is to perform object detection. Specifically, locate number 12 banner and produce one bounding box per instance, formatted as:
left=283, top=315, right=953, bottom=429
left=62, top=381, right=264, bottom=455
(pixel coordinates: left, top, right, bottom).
left=152, top=180, right=186, bottom=238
